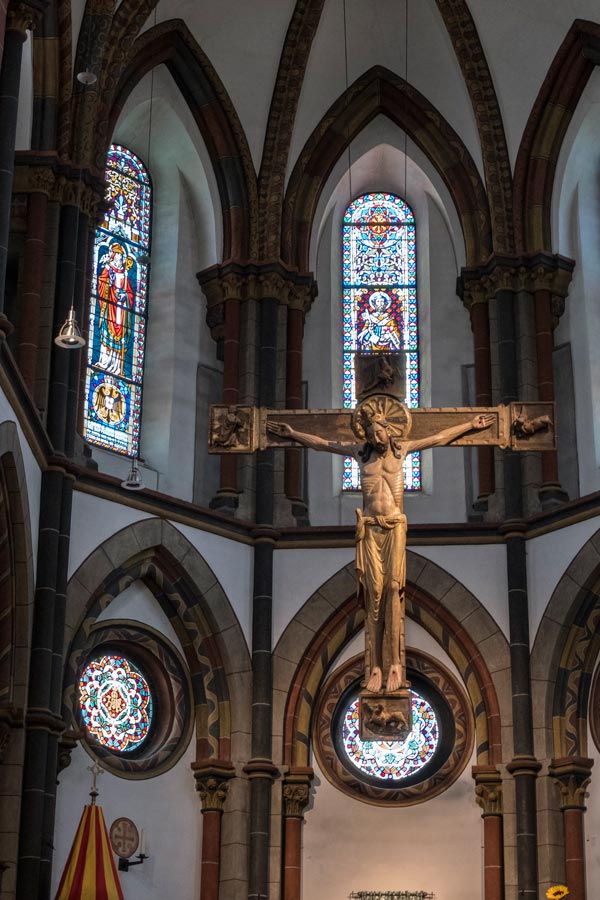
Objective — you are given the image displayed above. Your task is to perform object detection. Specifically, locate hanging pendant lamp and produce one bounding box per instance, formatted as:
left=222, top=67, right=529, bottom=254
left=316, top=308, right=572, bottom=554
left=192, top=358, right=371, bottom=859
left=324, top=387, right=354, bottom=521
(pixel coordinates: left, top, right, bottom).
left=120, top=460, right=144, bottom=491
left=54, top=306, right=85, bottom=348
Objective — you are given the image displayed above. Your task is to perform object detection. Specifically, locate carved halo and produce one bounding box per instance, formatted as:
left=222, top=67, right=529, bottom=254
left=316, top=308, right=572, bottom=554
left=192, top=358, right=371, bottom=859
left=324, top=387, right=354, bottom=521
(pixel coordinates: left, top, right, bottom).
left=351, top=395, right=412, bottom=442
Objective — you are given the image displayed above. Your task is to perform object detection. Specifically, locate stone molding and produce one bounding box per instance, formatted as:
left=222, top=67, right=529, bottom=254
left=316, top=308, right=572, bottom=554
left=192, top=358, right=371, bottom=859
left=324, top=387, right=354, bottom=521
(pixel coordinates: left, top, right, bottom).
left=6, top=0, right=45, bottom=36
left=192, top=760, right=236, bottom=812
left=282, top=767, right=314, bottom=818
left=197, top=261, right=317, bottom=342
left=548, top=756, right=593, bottom=810
left=505, top=755, right=543, bottom=779
left=459, top=252, right=575, bottom=326
left=472, top=765, right=503, bottom=816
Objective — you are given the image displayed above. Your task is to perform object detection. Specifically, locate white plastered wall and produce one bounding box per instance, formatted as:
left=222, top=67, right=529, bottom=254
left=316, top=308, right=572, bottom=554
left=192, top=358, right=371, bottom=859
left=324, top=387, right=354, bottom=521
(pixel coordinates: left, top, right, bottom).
left=274, top=542, right=508, bottom=646
left=287, top=0, right=483, bottom=185
left=552, top=67, right=600, bottom=498
left=51, top=580, right=201, bottom=900
left=302, top=118, right=473, bottom=526
left=304, top=618, right=481, bottom=900
left=68, top=494, right=253, bottom=649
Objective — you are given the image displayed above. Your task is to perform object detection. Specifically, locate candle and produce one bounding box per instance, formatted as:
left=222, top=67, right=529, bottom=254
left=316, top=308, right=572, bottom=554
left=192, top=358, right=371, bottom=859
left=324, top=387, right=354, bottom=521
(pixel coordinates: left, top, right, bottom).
left=139, top=828, right=146, bottom=856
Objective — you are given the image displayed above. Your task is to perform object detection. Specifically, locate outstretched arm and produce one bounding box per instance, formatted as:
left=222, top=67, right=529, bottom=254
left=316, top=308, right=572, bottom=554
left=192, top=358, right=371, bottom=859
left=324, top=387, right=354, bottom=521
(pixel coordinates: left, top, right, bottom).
left=406, top=413, right=495, bottom=453
left=267, top=421, right=357, bottom=457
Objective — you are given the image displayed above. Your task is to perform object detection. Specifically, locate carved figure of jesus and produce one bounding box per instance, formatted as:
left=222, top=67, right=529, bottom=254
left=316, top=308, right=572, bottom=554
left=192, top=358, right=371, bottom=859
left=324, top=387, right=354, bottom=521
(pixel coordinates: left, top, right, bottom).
left=268, top=408, right=493, bottom=694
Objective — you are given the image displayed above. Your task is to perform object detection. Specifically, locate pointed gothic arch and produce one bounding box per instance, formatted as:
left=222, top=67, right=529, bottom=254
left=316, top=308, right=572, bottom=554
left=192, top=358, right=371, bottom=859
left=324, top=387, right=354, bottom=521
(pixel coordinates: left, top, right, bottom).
left=274, top=550, right=508, bottom=769
left=531, top=526, right=600, bottom=759
left=513, top=19, right=600, bottom=253
left=107, top=19, right=256, bottom=260
left=64, top=518, right=251, bottom=761
left=282, top=65, right=492, bottom=272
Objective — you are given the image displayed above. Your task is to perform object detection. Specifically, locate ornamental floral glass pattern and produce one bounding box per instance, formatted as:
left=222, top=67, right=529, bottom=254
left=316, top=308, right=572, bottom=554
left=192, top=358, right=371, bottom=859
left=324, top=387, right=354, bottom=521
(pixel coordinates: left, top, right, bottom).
left=79, top=654, right=152, bottom=752
left=83, top=144, right=151, bottom=456
left=341, top=692, right=438, bottom=780
left=342, top=193, right=420, bottom=490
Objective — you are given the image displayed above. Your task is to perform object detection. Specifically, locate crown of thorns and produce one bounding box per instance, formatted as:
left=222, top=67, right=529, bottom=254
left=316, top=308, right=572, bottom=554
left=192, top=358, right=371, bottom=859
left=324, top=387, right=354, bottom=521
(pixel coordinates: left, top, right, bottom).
left=351, top=396, right=412, bottom=441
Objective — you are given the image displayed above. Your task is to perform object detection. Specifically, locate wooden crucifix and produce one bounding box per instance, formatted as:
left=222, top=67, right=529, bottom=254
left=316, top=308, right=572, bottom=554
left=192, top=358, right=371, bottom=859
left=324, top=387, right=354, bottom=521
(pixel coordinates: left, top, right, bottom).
left=208, top=355, right=555, bottom=741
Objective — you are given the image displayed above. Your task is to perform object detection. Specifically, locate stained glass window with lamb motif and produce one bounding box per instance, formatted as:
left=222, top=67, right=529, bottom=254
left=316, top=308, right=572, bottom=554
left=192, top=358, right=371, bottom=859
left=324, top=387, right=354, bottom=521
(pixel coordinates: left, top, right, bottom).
left=342, top=691, right=438, bottom=780
left=83, top=144, right=151, bottom=457
left=79, top=653, right=153, bottom=752
left=342, top=192, right=420, bottom=490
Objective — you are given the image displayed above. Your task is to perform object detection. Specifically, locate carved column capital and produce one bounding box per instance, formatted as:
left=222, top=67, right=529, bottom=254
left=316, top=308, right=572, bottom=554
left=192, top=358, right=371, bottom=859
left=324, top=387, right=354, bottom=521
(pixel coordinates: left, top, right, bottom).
left=472, top=765, right=503, bottom=816
left=7, top=0, right=45, bottom=36
left=192, top=760, right=236, bottom=812
left=197, top=260, right=317, bottom=342
left=282, top=766, right=314, bottom=818
left=548, top=756, right=594, bottom=810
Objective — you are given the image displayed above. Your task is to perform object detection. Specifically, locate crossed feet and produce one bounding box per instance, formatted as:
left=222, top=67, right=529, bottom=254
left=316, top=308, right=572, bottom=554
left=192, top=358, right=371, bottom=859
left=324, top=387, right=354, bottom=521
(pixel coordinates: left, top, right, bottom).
left=366, top=664, right=406, bottom=693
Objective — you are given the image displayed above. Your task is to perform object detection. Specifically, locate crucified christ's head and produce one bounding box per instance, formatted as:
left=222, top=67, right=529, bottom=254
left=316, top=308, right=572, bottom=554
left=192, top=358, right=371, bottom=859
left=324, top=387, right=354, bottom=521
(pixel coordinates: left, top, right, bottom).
left=360, top=413, right=406, bottom=461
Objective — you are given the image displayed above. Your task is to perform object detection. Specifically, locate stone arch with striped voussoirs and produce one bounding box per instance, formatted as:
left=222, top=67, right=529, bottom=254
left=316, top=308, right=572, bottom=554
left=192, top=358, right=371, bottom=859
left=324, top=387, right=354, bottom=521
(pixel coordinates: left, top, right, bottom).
left=63, top=518, right=251, bottom=764
left=531, top=526, right=600, bottom=761
left=273, top=549, right=509, bottom=770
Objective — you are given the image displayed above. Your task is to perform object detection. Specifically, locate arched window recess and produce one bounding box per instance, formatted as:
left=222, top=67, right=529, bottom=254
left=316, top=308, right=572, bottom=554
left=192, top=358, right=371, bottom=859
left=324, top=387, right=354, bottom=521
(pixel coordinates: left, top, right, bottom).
left=342, top=192, right=420, bottom=490
left=83, top=144, right=152, bottom=458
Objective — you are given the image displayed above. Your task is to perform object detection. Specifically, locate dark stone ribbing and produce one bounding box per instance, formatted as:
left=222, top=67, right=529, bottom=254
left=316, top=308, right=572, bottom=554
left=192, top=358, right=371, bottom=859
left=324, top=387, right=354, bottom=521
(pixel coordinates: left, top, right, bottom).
left=248, top=297, right=279, bottom=900
left=496, top=288, right=538, bottom=895
left=0, top=28, right=25, bottom=311
left=17, top=471, right=71, bottom=899
left=47, top=204, right=78, bottom=454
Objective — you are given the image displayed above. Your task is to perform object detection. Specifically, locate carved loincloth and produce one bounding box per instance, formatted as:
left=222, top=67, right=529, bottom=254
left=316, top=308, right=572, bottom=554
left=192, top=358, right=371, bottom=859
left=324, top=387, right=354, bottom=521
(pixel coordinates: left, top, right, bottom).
left=355, top=510, right=407, bottom=621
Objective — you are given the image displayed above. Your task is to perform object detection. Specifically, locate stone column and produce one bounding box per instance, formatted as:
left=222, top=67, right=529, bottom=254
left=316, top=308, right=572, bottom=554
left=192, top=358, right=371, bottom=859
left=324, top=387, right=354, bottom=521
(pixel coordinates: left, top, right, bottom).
left=192, top=761, right=235, bottom=900
left=198, top=267, right=245, bottom=511
left=473, top=766, right=504, bottom=900
left=281, top=768, right=313, bottom=900
left=549, top=757, right=593, bottom=900
left=0, top=1, right=44, bottom=332
left=16, top=166, right=54, bottom=391
left=528, top=257, right=573, bottom=507
left=459, top=274, right=495, bottom=508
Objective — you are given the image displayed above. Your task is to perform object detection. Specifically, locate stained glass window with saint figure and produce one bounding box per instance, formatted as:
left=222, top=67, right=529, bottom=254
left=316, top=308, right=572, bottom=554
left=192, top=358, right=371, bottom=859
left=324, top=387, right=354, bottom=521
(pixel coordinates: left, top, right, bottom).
left=79, top=653, right=153, bottom=752
left=342, top=192, right=419, bottom=490
left=83, top=144, right=151, bottom=456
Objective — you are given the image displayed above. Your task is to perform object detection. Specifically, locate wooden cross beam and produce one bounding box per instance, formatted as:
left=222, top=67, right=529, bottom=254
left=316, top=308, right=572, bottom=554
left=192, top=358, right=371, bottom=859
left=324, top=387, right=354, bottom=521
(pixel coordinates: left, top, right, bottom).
left=208, top=400, right=555, bottom=456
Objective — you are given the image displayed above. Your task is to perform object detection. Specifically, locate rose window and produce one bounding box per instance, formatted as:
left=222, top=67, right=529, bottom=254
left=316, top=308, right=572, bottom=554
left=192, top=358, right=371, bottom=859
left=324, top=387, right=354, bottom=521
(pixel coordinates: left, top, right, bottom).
left=341, top=692, right=439, bottom=781
left=79, top=653, right=153, bottom=752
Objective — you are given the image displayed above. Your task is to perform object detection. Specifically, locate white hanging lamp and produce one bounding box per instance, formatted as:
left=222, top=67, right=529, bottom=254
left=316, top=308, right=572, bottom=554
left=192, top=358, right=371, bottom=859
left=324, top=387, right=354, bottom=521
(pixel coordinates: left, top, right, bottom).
left=120, top=459, right=145, bottom=491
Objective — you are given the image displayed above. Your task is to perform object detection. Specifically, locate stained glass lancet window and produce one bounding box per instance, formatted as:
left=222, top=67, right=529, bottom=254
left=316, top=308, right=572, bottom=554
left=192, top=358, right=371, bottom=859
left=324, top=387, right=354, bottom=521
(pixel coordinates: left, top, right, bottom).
left=79, top=653, right=153, bottom=752
left=342, top=192, right=420, bottom=490
left=341, top=691, right=438, bottom=780
left=83, top=144, right=151, bottom=456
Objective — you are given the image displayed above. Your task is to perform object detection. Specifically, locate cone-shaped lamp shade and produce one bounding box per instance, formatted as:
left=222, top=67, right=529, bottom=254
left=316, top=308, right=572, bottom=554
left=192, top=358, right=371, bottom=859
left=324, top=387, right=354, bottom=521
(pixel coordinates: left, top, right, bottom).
left=54, top=307, right=85, bottom=349
left=54, top=804, right=124, bottom=900
left=120, top=461, right=144, bottom=491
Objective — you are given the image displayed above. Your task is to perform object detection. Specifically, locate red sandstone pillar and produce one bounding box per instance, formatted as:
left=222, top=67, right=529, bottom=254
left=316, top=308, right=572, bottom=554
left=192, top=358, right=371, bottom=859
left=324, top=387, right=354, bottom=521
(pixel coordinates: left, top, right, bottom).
left=470, top=300, right=494, bottom=500
left=549, top=757, right=594, bottom=900
left=473, top=766, right=504, bottom=900
left=192, top=760, right=235, bottom=900
left=18, top=186, right=49, bottom=391
left=282, top=767, right=313, bottom=900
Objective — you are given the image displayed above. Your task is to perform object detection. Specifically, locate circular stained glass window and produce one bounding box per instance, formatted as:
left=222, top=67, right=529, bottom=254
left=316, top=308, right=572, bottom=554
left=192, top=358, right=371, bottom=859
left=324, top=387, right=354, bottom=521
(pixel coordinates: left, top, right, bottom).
left=341, top=692, right=439, bottom=781
left=79, top=653, right=153, bottom=752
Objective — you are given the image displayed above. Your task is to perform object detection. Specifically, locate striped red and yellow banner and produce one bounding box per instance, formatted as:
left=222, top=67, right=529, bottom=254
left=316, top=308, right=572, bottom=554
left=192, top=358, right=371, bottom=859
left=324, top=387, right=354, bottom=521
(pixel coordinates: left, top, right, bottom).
left=55, top=804, right=124, bottom=900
